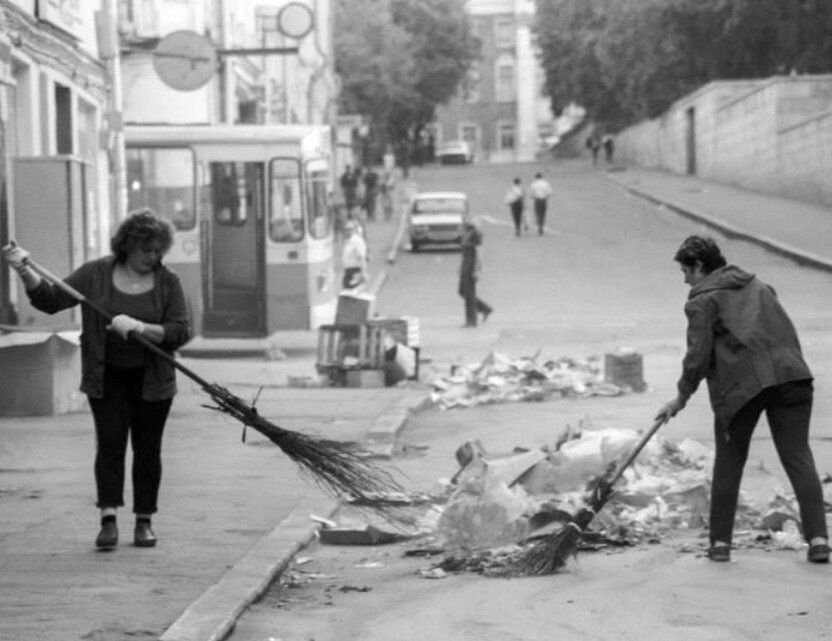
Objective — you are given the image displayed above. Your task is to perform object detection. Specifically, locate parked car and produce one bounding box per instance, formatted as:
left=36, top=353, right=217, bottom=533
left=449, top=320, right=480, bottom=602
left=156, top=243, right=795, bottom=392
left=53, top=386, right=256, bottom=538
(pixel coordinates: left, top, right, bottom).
left=436, top=141, right=473, bottom=165
left=408, top=191, right=468, bottom=252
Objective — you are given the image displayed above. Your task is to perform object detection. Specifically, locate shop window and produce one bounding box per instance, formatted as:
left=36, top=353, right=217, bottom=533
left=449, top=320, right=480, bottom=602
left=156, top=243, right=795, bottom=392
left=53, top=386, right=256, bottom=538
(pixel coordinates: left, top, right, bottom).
left=55, top=83, right=72, bottom=155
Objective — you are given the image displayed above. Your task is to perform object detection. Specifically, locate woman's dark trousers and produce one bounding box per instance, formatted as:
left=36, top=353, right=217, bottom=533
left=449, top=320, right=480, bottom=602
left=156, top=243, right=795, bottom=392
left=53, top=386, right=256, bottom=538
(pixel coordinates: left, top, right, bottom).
left=89, top=367, right=172, bottom=514
left=510, top=202, right=523, bottom=236
left=709, top=380, right=827, bottom=545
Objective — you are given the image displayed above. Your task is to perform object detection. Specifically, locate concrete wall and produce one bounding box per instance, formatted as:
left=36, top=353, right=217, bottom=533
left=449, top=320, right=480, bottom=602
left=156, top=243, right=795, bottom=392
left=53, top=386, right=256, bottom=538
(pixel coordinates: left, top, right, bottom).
left=615, top=75, right=832, bottom=208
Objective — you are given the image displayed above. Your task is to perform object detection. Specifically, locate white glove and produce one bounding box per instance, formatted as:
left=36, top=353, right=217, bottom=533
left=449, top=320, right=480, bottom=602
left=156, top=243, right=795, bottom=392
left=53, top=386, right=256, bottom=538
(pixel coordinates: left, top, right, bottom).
left=108, top=314, right=146, bottom=339
left=2, top=244, right=30, bottom=270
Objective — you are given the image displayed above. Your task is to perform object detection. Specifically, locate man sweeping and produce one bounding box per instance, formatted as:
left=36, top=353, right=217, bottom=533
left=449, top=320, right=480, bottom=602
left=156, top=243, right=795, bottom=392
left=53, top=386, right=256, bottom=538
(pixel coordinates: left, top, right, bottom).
left=656, top=236, right=829, bottom=564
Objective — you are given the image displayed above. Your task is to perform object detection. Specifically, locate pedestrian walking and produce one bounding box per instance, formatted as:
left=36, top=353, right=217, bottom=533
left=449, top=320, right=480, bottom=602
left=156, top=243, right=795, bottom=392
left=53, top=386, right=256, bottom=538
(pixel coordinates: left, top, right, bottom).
left=586, top=135, right=601, bottom=166
left=602, top=134, right=615, bottom=164
left=2, top=209, right=191, bottom=550
left=504, top=177, right=525, bottom=237
left=341, top=220, right=369, bottom=290
left=339, top=166, right=359, bottom=212
left=363, top=166, right=379, bottom=221
left=655, top=235, right=829, bottom=564
left=529, top=172, right=553, bottom=235
left=379, top=167, right=396, bottom=221
left=458, top=217, right=492, bottom=327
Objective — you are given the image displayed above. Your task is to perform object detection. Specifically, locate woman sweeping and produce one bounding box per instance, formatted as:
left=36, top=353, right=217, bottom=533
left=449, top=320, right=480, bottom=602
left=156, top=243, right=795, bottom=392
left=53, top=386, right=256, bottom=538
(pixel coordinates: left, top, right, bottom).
left=3, top=209, right=191, bottom=551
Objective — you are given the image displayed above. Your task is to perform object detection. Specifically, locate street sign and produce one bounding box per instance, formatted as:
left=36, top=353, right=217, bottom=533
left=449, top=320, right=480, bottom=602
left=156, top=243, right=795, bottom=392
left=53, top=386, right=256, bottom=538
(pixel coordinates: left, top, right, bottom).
left=153, top=30, right=218, bottom=91
left=277, top=2, right=314, bottom=39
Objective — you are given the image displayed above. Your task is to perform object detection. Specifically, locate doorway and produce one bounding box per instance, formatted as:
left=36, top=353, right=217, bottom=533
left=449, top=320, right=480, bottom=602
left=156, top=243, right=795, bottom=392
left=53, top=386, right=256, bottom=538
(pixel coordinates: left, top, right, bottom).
left=685, top=107, right=697, bottom=176
left=202, top=161, right=266, bottom=336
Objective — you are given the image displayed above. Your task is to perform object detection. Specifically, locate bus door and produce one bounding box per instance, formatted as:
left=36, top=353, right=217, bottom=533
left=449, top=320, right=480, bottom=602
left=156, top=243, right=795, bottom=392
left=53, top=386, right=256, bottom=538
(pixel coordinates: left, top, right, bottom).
left=202, top=161, right=266, bottom=336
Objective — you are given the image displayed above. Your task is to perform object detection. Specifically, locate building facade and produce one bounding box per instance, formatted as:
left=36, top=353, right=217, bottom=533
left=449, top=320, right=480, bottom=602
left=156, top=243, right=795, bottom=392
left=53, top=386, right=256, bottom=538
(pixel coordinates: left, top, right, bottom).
left=0, top=0, right=112, bottom=325
left=433, top=0, right=553, bottom=163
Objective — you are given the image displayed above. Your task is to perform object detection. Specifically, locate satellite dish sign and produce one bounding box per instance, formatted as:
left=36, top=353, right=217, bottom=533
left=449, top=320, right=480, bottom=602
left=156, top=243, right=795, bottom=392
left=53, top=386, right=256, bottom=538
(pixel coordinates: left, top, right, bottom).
left=153, top=30, right=218, bottom=91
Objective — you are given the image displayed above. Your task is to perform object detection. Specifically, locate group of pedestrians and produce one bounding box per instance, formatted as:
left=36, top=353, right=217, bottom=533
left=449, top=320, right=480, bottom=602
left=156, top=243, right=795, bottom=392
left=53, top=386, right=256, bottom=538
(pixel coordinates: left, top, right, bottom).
left=504, top=172, right=554, bottom=236
left=339, top=164, right=396, bottom=226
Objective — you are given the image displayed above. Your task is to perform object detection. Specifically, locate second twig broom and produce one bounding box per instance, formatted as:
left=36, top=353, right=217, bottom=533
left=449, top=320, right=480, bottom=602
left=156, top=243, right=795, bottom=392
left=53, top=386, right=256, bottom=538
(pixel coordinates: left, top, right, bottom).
left=511, top=417, right=668, bottom=576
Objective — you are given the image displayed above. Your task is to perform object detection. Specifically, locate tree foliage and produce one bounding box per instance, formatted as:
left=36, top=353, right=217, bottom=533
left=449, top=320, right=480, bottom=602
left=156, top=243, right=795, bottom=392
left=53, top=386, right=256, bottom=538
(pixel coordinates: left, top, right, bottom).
left=334, top=0, right=479, bottom=157
left=535, top=0, right=832, bottom=129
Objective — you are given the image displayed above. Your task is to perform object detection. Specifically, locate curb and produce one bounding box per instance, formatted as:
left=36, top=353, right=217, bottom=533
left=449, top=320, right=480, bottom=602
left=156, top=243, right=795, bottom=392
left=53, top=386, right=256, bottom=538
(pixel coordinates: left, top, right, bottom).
left=159, top=391, right=428, bottom=641
left=620, top=183, right=832, bottom=274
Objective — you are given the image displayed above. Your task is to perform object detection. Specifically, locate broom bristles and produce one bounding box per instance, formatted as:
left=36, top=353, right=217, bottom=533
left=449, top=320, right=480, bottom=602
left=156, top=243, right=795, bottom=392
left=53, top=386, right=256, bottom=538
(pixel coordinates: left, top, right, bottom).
left=206, top=384, right=404, bottom=505
left=512, top=523, right=582, bottom=576
left=511, top=506, right=598, bottom=576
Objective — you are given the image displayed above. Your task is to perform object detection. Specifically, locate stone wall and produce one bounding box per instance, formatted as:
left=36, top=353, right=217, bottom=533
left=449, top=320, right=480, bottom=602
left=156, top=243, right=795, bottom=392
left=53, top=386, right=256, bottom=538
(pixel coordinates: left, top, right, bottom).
left=615, top=75, right=832, bottom=208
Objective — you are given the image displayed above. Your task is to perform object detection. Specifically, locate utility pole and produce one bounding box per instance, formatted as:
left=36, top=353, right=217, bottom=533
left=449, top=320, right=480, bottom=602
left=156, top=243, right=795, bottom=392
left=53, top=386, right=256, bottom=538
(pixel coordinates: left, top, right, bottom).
left=97, top=0, right=127, bottom=221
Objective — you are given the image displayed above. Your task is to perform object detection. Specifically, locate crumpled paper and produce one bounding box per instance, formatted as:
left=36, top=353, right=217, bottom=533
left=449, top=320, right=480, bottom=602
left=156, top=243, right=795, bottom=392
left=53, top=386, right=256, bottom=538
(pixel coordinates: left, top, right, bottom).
left=428, top=351, right=623, bottom=410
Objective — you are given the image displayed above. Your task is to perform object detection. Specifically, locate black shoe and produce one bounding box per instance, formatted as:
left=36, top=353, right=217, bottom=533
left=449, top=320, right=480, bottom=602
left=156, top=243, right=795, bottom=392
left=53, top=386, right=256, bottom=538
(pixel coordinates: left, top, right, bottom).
left=96, top=519, right=118, bottom=550
left=707, top=544, right=731, bottom=562
left=807, top=543, right=830, bottom=563
left=134, top=520, right=157, bottom=548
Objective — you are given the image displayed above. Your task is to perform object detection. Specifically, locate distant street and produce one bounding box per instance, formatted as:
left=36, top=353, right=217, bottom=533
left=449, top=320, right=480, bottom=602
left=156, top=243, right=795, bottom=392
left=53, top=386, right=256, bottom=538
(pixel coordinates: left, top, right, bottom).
left=230, top=159, right=832, bottom=641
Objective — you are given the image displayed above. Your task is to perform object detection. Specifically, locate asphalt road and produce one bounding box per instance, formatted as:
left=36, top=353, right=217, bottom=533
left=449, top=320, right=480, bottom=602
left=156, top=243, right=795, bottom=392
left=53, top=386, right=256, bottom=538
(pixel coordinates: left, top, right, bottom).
left=229, top=159, right=832, bottom=641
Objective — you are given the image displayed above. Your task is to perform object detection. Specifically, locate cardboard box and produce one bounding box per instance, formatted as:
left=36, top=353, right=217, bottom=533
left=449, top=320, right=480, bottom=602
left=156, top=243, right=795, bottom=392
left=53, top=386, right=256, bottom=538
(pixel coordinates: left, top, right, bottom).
left=345, top=369, right=385, bottom=388
left=0, top=331, right=85, bottom=415
left=335, top=292, right=375, bottom=325
left=604, top=351, right=646, bottom=392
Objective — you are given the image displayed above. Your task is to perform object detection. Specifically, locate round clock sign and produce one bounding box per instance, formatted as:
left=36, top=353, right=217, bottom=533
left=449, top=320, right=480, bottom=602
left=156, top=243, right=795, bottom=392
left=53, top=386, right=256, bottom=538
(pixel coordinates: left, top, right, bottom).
left=153, top=30, right=218, bottom=91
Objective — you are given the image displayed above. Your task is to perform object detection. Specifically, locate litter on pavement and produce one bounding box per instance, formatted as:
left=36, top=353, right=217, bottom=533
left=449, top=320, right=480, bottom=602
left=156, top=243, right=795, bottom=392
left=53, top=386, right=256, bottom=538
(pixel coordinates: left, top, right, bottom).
left=314, top=417, right=832, bottom=576
left=428, top=350, right=627, bottom=410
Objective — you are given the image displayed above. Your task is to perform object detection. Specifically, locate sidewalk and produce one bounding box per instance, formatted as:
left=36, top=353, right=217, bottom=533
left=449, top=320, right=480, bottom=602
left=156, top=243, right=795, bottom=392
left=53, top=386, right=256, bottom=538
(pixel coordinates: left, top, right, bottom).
left=0, top=187, right=425, bottom=641
left=606, top=166, right=832, bottom=272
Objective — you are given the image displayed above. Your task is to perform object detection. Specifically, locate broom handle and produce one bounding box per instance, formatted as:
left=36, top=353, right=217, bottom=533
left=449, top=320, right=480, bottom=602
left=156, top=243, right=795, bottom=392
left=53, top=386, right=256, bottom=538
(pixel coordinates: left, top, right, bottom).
left=23, top=256, right=217, bottom=393
left=607, top=417, right=668, bottom=487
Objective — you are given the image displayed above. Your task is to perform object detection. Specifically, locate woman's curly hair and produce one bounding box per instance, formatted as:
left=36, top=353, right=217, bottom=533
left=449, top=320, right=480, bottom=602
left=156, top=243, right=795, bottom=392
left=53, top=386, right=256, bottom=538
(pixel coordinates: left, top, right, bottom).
left=674, top=235, right=727, bottom=274
left=110, top=208, right=175, bottom=264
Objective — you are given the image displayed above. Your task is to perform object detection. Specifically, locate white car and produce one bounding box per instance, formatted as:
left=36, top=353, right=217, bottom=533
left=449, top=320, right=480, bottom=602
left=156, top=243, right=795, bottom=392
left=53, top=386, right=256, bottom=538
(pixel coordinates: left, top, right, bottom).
left=436, top=141, right=473, bottom=165
left=408, top=191, right=468, bottom=252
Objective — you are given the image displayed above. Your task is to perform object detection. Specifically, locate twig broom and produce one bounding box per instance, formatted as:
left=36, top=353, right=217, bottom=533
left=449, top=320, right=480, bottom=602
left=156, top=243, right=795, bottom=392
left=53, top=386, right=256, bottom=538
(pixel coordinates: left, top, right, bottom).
left=511, top=417, right=668, bottom=576
left=18, top=253, right=405, bottom=508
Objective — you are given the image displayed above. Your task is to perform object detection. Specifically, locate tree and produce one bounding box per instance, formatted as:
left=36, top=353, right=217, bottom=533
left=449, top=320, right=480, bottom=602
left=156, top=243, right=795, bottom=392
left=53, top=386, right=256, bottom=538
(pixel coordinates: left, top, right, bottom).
left=534, top=0, right=832, bottom=129
left=334, top=0, right=479, bottom=163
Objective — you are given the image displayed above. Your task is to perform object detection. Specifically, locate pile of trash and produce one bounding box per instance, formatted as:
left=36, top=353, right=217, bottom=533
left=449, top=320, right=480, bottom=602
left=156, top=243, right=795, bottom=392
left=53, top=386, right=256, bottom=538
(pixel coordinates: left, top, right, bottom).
left=428, top=351, right=624, bottom=410
left=317, top=418, right=831, bottom=575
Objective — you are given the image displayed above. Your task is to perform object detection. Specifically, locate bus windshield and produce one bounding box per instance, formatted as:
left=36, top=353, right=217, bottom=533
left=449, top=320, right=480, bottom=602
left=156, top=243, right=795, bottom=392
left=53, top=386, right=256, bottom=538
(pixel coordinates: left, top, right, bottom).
left=126, top=147, right=196, bottom=231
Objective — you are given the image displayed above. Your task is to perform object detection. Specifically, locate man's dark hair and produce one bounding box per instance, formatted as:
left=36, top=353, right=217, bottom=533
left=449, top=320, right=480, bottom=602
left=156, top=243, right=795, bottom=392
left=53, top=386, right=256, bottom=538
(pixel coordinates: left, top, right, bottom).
left=111, top=208, right=174, bottom=264
left=674, top=235, right=727, bottom=273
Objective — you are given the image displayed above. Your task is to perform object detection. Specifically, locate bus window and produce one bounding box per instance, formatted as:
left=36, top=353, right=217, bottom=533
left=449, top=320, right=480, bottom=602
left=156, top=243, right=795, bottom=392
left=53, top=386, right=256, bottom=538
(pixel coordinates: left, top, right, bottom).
left=306, top=167, right=331, bottom=239
left=269, top=158, right=303, bottom=242
left=209, top=162, right=252, bottom=227
left=126, top=147, right=196, bottom=230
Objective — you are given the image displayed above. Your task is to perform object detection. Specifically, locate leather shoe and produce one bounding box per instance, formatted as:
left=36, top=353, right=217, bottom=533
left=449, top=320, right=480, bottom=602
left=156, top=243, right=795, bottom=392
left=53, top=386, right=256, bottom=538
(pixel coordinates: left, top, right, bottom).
left=707, top=544, right=730, bottom=562
left=95, top=521, right=118, bottom=550
left=134, top=521, right=157, bottom=548
left=807, top=543, right=830, bottom=563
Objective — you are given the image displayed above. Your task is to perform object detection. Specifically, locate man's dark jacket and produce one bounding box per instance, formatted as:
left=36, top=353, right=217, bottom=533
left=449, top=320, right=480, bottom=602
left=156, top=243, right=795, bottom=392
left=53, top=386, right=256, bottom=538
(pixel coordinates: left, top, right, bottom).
left=677, top=265, right=812, bottom=431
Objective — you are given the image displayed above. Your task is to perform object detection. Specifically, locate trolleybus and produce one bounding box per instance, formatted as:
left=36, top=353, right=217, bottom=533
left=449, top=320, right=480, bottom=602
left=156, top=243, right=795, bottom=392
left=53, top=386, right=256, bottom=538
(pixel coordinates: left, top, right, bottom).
left=124, top=124, right=337, bottom=338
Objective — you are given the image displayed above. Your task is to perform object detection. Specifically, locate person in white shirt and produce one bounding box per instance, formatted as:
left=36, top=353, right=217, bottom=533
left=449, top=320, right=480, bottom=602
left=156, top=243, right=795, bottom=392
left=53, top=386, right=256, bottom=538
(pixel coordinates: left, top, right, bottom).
left=341, top=220, right=369, bottom=290
left=504, top=178, right=525, bottom=237
left=529, top=172, right=553, bottom=235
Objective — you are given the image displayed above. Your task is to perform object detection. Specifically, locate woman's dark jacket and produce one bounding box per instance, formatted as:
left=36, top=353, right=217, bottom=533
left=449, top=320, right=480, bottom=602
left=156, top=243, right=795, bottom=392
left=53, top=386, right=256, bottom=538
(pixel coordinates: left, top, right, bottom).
left=677, top=265, right=812, bottom=431
left=27, top=256, right=191, bottom=400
